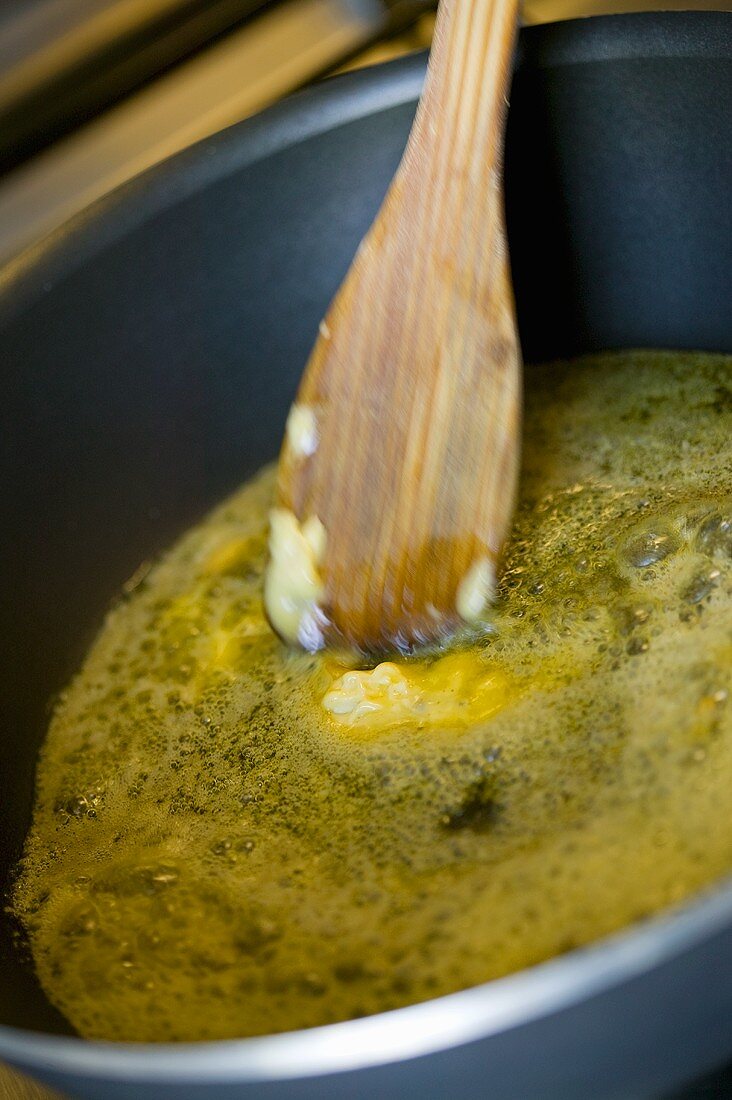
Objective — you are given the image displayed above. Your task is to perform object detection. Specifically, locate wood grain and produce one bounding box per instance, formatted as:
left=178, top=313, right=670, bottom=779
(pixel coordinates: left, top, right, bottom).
left=0, top=1064, right=62, bottom=1100
left=273, top=0, right=522, bottom=652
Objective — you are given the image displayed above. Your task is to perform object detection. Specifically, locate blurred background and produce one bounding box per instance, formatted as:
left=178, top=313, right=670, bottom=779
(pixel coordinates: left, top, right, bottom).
left=0, top=0, right=730, bottom=265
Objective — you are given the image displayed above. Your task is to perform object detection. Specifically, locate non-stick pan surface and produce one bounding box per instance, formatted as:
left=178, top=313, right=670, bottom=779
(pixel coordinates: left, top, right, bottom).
left=0, top=12, right=731, bottom=1098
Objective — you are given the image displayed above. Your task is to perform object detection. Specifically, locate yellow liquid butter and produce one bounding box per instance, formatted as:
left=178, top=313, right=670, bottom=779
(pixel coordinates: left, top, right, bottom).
left=12, top=350, right=732, bottom=1042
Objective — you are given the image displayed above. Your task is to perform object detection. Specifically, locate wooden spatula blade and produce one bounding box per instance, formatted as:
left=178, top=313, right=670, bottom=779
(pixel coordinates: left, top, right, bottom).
left=266, top=0, right=522, bottom=654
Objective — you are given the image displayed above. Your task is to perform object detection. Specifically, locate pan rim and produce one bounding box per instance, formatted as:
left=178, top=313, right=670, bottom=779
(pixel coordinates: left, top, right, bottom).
left=1, top=878, right=732, bottom=1081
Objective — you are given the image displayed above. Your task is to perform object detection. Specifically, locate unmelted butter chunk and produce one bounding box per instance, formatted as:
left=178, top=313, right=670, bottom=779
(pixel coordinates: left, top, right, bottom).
left=285, top=404, right=318, bottom=459
left=322, top=650, right=511, bottom=730
left=457, top=557, right=497, bottom=622
left=264, top=508, right=329, bottom=650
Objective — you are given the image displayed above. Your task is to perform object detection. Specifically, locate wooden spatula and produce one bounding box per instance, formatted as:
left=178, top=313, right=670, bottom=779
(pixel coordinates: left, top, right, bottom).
left=265, top=0, right=522, bottom=655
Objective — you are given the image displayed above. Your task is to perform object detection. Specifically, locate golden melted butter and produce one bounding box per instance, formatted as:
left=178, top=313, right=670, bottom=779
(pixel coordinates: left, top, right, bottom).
left=12, top=350, right=732, bottom=1043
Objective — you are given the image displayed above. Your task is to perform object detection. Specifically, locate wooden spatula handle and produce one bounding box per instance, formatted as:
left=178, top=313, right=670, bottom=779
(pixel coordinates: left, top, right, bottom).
left=410, top=0, right=520, bottom=183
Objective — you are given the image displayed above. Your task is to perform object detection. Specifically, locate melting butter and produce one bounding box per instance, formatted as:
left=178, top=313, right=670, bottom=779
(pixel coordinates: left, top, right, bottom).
left=263, top=509, right=328, bottom=649
left=285, top=404, right=318, bottom=459
left=322, top=651, right=510, bottom=730
left=12, top=350, right=732, bottom=1044
left=456, top=556, right=497, bottom=622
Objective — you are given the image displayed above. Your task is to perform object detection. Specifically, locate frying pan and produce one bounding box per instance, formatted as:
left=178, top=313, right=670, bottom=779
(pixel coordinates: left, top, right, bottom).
left=1, top=12, right=731, bottom=1098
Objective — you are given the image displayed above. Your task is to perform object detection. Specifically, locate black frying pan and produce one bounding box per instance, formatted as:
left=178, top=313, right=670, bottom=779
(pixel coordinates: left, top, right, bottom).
left=1, top=12, right=731, bottom=1098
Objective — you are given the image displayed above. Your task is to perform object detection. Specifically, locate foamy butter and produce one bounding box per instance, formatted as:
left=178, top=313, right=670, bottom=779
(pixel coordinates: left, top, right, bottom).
left=264, top=508, right=328, bottom=650
left=14, top=351, right=732, bottom=1047
left=323, top=650, right=510, bottom=731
